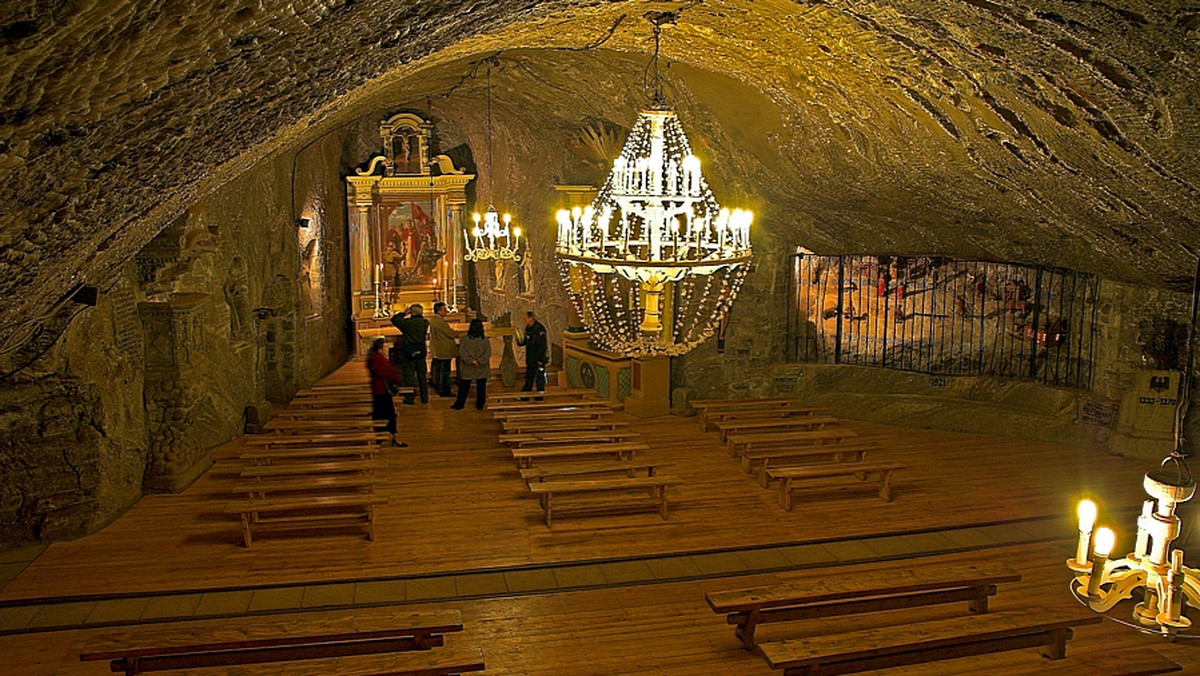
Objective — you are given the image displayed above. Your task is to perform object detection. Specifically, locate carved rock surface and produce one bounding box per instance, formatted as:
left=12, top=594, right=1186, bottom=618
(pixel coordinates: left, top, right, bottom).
left=1, top=0, right=1198, bottom=352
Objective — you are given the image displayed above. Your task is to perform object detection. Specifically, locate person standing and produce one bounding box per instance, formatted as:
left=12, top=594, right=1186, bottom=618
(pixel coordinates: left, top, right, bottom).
left=391, top=303, right=430, bottom=404
left=428, top=301, right=459, bottom=398
left=517, top=310, right=548, bottom=395
left=366, top=338, right=407, bottom=447
left=451, top=319, right=491, bottom=411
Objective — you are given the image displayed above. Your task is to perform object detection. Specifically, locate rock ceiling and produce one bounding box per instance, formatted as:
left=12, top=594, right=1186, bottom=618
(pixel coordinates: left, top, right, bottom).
left=1, top=0, right=1198, bottom=354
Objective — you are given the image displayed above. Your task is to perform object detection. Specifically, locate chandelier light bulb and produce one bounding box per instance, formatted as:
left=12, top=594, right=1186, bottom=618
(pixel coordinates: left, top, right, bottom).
left=1094, top=527, right=1116, bottom=557
left=1078, top=500, right=1097, bottom=533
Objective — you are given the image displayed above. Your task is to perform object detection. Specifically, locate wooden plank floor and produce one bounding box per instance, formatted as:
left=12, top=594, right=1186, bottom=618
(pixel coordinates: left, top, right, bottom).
left=0, top=360, right=1159, bottom=602
left=7, top=541, right=1199, bottom=675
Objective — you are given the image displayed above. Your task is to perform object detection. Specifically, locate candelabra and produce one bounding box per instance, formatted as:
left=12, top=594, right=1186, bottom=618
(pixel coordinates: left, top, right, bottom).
left=1068, top=255, right=1200, bottom=637
left=1069, top=456, right=1200, bottom=636
left=465, top=206, right=522, bottom=262
left=371, top=263, right=388, bottom=318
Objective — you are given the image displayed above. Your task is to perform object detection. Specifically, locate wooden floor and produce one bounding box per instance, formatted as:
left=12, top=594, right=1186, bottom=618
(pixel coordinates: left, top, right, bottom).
left=4, top=358, right=1198, bottom=673
left=0, top=362, right=1157, bottom=602
left=8, top=541, right=1200, bottom=675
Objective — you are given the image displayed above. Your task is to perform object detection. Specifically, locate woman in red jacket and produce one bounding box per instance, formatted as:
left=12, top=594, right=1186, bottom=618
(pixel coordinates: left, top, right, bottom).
left=367, top=338, right=407, bottom=447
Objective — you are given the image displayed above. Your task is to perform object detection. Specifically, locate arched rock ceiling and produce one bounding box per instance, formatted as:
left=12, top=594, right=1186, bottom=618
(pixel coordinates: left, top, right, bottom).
left=1, top=0, right=1199, bottom=352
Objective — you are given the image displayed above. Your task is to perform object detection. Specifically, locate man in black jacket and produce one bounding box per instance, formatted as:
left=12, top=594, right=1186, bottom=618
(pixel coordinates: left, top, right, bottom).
left=517, top=310, right=548, bottom=395
left=391, top=303, right=430, bottom=404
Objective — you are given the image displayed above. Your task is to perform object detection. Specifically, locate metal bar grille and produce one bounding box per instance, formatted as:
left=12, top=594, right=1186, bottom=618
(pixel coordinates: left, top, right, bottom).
left=788, top=254, right=1097, bottom=389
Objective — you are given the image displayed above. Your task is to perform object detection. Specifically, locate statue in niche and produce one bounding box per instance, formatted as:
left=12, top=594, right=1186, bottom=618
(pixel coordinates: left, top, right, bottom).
left=224, top=258, right=251, bottom=343
left=493, top=260, right=506, bottom=292
left=518, top=254, right=533, bottom=296
left=300, top=238, right=321, bottom=317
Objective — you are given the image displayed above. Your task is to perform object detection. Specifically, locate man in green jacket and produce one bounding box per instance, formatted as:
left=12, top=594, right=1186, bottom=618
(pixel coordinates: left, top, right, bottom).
left=429, top=301, right=460, bottom=397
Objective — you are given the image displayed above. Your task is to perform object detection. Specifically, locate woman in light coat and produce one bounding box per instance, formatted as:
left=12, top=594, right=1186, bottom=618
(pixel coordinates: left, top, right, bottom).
left=451, top=319, right=492, bottom=410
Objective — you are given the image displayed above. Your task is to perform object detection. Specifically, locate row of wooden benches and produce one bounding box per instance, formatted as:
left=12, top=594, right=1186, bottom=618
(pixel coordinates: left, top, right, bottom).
left=694, top=397, right=907, bottom=511
left=490, top=393, right=684, bottom=528
left=80, top=608, right=483, bottom=675
left=704, top=561, right=1126, bottom=675
left=229, top=385, right=397, bottom=547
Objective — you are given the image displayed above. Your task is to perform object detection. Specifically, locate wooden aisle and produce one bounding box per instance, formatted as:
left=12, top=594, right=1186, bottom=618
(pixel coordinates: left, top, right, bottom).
left=7, top=541, right=1199, bottom=675
left=0, top=360, right=1156, bottom=602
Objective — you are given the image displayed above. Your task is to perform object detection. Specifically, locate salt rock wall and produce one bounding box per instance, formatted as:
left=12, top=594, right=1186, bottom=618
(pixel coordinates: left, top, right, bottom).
left=0, top=129, right=354, bottom=544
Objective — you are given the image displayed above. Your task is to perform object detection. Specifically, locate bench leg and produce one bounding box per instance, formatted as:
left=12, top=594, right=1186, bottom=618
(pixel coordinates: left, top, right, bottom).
left=366, top=505, right=376, bottom=541
left=780, top=478, right=793, bottom=512
left=735, top=610, right=761, bottom=650
left=879, top=470, right=895, bottom=502
left=659, top=486, right=669, bottom=520
left=1043, top=627, right=1073, bottom=660
left=968, top=584, right=997, bottom=613
left=240, top=513, right=252, bottom=548
left=740, top=455, right=753, bottom=474
left=545, top=494, right=553, bottom=529
left=758, top=459, right=772, bottom=488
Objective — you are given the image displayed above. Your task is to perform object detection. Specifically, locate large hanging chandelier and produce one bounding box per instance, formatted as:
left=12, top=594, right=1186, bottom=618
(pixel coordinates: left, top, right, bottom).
left=464, top=59, right=522, bottom=264
left=1068, top=257, right=1200, bottom=637
left=555, top=13, right=753, bottom=357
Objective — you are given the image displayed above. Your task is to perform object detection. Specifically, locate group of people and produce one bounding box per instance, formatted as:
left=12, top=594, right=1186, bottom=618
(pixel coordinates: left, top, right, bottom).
left=366, top=303, right=549, bottom=447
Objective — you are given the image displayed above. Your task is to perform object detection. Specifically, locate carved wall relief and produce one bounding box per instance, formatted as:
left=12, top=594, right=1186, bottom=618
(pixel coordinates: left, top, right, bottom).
left=224, top=257, right=251, bottom=344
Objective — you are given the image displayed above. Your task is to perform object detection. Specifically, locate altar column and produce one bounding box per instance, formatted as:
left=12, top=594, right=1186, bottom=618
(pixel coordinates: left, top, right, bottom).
left=346, top=176, right=379, bottom=317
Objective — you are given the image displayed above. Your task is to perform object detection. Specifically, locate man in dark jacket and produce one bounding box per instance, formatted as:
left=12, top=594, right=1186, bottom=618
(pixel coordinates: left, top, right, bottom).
left=517, top=310, right=548, bottom=395
left=391, top=303, right=430, bottom=404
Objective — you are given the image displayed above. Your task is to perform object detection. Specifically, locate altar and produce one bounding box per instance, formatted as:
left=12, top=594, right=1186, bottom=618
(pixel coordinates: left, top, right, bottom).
left=346, top=112, right=474, bottom=351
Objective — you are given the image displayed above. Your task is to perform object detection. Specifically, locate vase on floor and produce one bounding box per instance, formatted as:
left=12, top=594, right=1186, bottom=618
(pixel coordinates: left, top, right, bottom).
left=500, top=334, right=518, bottom=387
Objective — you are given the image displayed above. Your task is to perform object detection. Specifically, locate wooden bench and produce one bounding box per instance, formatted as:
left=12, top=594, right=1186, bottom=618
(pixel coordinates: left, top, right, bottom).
left=700, top=405, right=831, bottom=432
left=240, top=445, right=380, bottom=465
left=489, top=400, right=615, bottom=414
left=166, top=646, right=486, bottom=675
left=245, top=431, right=391, bottom=449
left=232, top=475, right=379, bottom=499
left=519, top=459, right=674, bottom=487
left=526, top=474, right=683, bottom=528
left=501, top=429, right=640, bottom=449
left=225, top=493, right=388, bottom=547
left=275, top=406, right=373, bottom=419
left=1042, top=648, right=1182, bottom=675
left=240, top=459, right=386, bottom=481
left=705, top=562, right=1022, bottom=650
left=502, top=419, right=629, bottom=434
left=728, top=427, right=856, bottom=456
left=493, top=409, right=614, bottom=424
left=741, top=442, right=875, bottom=486
left=715, top=415, right=840, bottom=441
left=489, top=390, right=593, bottom=402
left=79, top=608, right=464, bottom=675
left=691, top=398, right=811, bottom=430
left=511, top=442, right=649, bottom=469
left=770, top=461, right=906, bottom=510
left=262, top=418, right=382, bottom=434
left=756, top=609, right=1100, bottom=675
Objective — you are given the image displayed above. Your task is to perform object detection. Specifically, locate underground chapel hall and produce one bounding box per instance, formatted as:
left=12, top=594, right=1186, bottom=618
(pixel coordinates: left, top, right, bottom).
left=5, top=0, right=1200, bottom=673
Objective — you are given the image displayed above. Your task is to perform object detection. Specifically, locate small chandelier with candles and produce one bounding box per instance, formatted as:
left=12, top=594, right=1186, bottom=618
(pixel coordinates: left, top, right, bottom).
left=555, top=12, right=753, bottom=357
left=464, top=59, right=523, bottom=264
left=1068, top=256, right=1200, bottom=637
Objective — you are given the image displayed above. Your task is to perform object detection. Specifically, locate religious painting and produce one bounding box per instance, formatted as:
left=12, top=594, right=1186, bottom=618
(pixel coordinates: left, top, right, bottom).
left=381, top=202, right=444, bottom=286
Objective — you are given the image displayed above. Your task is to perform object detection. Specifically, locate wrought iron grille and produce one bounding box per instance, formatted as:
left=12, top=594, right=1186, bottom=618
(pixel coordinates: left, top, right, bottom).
left=786, top=254, right=1098, bottom=389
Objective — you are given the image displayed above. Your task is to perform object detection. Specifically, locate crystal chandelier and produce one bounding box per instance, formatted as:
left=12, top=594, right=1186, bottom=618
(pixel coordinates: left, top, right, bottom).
left=555, top=14, right=753, bottom=357
left=1068, top=258, right=1200, bottom=637
left=464, top=59, right=522, bottom=264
